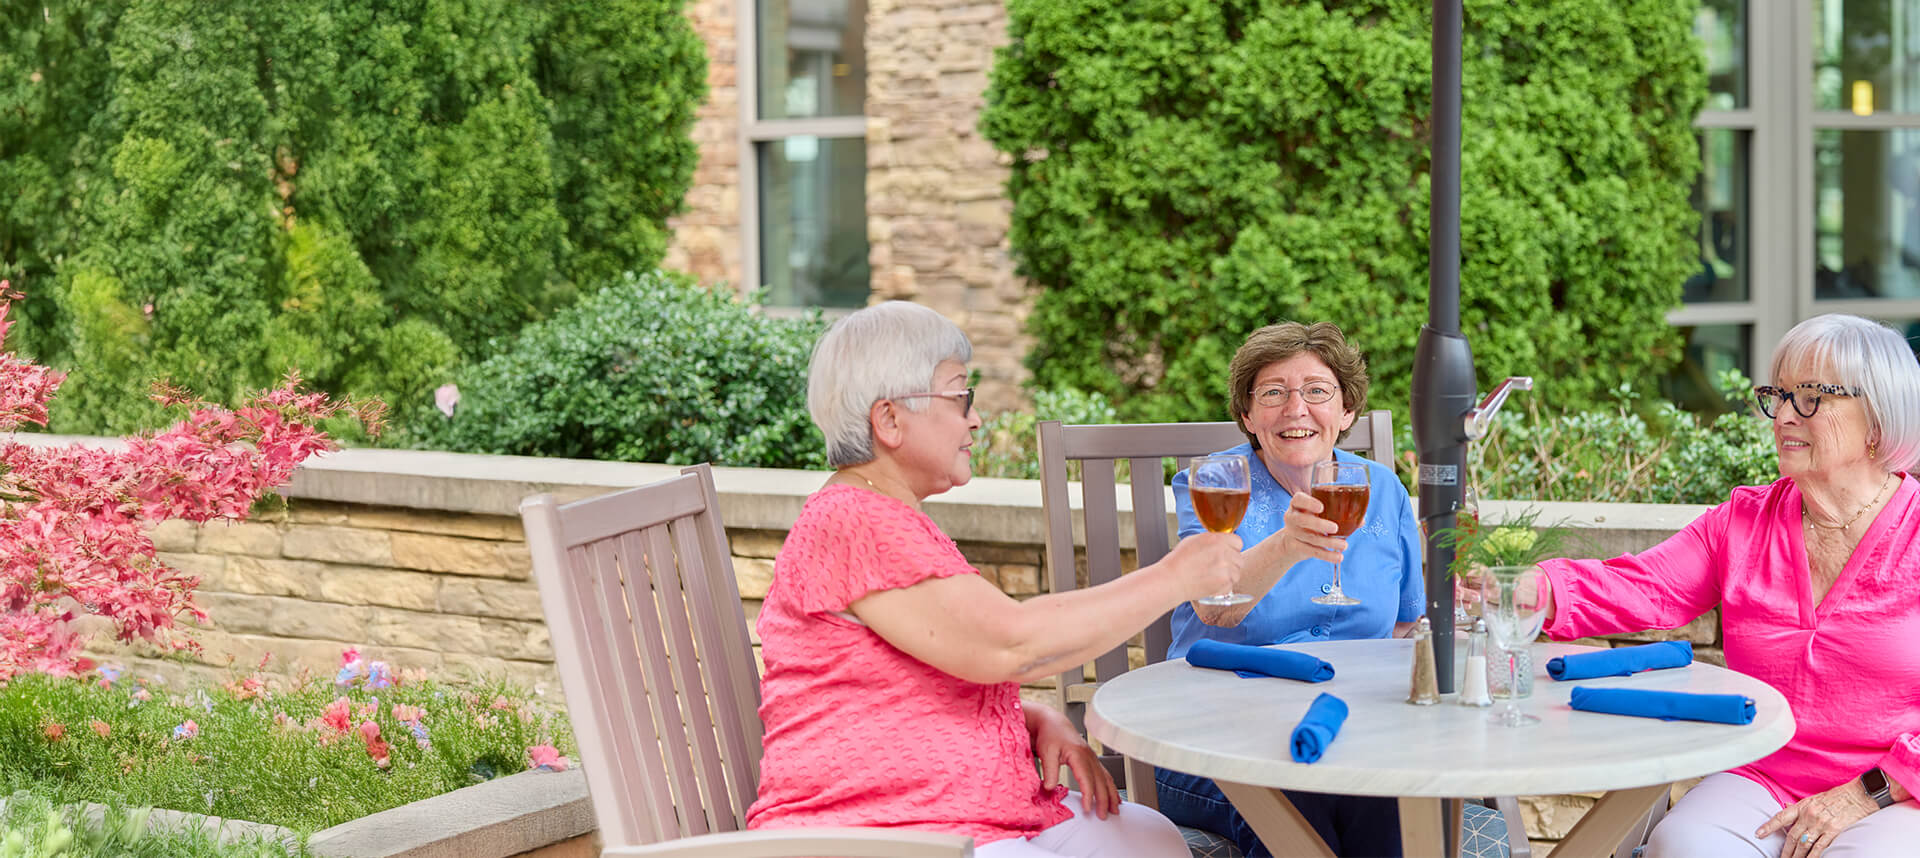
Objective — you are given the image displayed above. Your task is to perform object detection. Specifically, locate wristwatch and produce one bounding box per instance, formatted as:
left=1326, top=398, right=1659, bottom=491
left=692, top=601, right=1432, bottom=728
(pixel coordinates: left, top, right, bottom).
left=1862, top=767, right=1896, bottom=809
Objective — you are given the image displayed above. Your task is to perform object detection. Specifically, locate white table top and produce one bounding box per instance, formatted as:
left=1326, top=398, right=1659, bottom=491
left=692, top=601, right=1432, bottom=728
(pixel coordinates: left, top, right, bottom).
left=1087, top=639, right=1795, bottom=798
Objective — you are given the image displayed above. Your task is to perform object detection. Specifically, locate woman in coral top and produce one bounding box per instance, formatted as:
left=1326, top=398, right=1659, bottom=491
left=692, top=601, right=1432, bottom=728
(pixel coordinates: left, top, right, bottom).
left=747, top=301, right=1245, bottom=857
left=1534, top=315, right=1920, bottom=858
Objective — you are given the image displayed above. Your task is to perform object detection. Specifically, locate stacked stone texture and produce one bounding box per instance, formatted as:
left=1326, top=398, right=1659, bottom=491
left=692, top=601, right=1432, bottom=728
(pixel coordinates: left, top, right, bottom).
left=664, top=0, right=1036, bottom=413
left=86, top=495, right=1713, bottom=850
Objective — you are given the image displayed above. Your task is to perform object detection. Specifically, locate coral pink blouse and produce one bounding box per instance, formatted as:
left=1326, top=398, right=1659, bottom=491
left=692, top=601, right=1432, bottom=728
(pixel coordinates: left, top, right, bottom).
left=746, top=485, right=1070, bottom=844
left=1540, top=475, right=1920, bottom=806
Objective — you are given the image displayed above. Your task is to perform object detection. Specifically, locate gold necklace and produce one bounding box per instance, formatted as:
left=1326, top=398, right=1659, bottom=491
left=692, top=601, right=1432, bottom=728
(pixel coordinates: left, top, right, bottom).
left=844, top=470, right=884, bottom=494
left=1805, top=473, right=1893, bottom=531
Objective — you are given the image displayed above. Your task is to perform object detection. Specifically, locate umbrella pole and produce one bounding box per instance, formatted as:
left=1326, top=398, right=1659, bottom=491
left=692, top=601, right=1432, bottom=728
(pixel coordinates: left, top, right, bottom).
left=1412, top=0, right=1470, bottom=694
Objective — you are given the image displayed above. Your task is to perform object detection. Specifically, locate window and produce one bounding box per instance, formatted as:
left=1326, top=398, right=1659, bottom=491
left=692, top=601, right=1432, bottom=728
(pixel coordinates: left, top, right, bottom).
left=1669, top=0, right=1920, bottom=393
left=742, top=0, right=870, bottom=309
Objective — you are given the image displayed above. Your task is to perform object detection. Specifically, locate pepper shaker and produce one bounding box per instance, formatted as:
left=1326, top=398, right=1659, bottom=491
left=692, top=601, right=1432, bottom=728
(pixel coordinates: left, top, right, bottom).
left=1407, top=616, right=1440, bottom=705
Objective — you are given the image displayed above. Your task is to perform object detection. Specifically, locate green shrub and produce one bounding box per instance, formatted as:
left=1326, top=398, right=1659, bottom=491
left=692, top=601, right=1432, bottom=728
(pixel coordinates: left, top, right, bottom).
left=981, top=0, right=1705, bottom=423
left=0, top=0, right=705, bottom=434
left=404, top=271, right=830, bottom=468
left=974, top=387, right=1122, bottom=479
left=1469, top=369, right=1777, bottom=504
left=0, top=792, right=299, bottom=858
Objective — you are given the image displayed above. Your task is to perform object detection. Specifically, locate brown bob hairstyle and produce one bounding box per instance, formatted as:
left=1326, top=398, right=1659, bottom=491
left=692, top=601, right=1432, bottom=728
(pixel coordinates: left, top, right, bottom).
left=1227, top=321, right=1369, bottom=451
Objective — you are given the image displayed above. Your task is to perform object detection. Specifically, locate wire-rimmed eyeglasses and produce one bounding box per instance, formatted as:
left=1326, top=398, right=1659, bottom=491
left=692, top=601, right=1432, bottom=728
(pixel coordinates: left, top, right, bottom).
left=1253, top=383, right=1338, bottom=408
left=1753, top=383, right=1863, bottom=419
left=896, top=387, right=976, bottom=413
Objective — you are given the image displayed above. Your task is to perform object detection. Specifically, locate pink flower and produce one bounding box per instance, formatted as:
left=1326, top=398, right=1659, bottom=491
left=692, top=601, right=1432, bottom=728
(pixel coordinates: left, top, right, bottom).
left=172, top=719, right=198, bottom=741
left=526, top=743, right=569, bottom=773
left=42, top=721, right=65, bottom=741
left=434, top=384, right=459, bottom=418
left=313, top=696, right=352, bottom=736
left=89, top=719, right=110, bottom=738
left=391, top=704, right=424, bottom=723
left=360, top=721, right=391, bottom=768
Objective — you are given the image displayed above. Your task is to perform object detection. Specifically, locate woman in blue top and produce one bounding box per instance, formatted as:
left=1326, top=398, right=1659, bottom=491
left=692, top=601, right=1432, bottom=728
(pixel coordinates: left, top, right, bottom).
left=1156, top=321, right=1424, bottom=858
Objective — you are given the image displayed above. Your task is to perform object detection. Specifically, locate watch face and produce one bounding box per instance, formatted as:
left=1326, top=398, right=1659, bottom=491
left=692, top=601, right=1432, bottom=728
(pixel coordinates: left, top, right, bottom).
left=1863, top=767, right=1888, bottom=795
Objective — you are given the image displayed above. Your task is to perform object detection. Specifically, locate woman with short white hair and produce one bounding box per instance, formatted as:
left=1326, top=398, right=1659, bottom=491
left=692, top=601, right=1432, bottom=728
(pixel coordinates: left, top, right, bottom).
left=1534, top=314, right=1920, bottom=858
left=746, top=301, right=1245, bottom=857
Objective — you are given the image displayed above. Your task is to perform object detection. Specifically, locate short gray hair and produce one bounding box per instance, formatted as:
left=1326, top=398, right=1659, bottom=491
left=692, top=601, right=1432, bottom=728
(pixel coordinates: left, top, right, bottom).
left=1770, top=313, right=1920, bottom=473
left=807, top=301, right=973, bottom=467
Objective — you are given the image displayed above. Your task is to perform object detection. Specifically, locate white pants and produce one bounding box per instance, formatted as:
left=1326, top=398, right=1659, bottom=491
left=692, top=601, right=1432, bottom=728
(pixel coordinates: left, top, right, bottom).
left=1646, top=772, right=1920, bottom=858
left=975, top=791, right=1190, bottom=858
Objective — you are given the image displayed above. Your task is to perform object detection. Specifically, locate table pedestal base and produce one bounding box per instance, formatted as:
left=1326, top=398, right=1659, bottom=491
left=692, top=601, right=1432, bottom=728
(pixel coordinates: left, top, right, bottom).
left=1214, top=780, right=1669, bottom=858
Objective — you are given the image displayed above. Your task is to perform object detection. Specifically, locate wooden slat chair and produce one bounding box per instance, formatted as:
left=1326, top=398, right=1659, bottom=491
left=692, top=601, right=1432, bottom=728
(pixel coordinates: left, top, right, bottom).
left=522, top=464, right=973, bottom=858
left=1037, top=415, right=1528, bottom=858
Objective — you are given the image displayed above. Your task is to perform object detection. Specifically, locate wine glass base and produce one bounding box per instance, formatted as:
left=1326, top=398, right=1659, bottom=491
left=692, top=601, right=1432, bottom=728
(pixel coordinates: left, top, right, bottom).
left=1195, top=592, right=1254, bottom=607
left=1488, top=710, right=1540, bottom=727
left=1310, top=594, right=1361, bottom=606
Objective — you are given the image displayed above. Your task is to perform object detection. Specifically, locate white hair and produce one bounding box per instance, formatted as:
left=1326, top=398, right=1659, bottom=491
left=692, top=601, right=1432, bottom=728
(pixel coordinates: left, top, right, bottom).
left=807, top=302, right=973, bottom=467
left=1769, top=314, right=1920, bottom=473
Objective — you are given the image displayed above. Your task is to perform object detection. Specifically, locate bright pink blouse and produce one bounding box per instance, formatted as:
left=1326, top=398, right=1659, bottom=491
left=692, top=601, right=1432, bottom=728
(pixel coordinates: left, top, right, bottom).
left=1540, top=475, right=1920, bottom=806
left=746, top=485, right=1071, bottom=844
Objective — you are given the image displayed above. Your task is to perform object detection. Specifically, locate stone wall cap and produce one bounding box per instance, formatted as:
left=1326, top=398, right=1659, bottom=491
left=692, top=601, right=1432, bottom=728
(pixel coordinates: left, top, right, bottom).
left=305, top=768, right=591, bottom=858
left=18, top=434, right=1718, bottom=543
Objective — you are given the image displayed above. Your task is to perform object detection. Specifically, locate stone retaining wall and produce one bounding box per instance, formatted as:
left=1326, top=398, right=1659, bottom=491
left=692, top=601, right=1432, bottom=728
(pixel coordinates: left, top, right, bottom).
left=37, top=438, right=1718, bottom=854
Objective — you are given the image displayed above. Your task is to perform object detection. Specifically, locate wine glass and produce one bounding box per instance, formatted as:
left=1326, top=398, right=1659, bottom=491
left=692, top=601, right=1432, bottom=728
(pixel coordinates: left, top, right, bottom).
left=1309, top=460, right=1368, bottom=606
left=1188, top=454, right=1252, bottom=607
left=1479, top=565, right=1548, bottom=726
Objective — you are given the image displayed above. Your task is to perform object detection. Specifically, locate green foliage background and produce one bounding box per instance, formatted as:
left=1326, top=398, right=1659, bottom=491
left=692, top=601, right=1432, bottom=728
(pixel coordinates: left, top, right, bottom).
left=981, top=0, right=1706, bottom=422
left=404, top=271, right=832, bottom=468
left=0, top=0, right=705, bottom=434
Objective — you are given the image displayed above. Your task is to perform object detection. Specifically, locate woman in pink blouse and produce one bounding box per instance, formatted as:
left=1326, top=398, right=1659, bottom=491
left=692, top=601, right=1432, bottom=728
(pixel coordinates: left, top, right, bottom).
left=746, top=301, right=1246, bottom=857
left=1535, top=314, right=1920, bottom=858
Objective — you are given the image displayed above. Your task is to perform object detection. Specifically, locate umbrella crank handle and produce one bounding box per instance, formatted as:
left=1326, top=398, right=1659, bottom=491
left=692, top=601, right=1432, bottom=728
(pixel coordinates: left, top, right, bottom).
left=1463, top=376, right=1533, bottom=442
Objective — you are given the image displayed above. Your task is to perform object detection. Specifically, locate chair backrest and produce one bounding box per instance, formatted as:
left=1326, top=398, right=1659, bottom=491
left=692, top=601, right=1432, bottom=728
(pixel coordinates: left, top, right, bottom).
left=1036, top=411, right=1395, bottom=731
left=521, top=464, right=764, bottom=850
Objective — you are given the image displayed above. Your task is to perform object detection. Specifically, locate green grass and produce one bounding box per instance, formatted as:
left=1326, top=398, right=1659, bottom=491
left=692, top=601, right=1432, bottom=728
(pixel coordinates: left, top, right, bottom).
left=0, top=668, right=574, bottom=833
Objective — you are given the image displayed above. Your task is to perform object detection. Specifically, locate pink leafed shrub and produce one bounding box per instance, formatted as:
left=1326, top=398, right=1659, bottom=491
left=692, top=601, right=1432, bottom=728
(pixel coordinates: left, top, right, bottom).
left=0, top=280, right=384, bottom=681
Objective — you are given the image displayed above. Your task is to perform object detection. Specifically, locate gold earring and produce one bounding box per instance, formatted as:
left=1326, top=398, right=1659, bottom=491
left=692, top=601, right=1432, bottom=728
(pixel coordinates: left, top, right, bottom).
left=1869, top=442, right=1879, bottom=460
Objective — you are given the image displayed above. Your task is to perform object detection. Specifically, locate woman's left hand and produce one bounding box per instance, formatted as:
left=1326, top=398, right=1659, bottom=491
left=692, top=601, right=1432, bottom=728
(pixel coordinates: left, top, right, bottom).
left=1029, top=704, right=1119, bottom=819
left=1756, top=779, right=1880, bottom=858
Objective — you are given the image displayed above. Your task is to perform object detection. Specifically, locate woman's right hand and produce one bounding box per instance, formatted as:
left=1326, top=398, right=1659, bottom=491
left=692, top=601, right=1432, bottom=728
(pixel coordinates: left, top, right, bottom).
left=1276, top=491, right=1348, bottom=567
left=1166, top=531, right=1245, bottom=603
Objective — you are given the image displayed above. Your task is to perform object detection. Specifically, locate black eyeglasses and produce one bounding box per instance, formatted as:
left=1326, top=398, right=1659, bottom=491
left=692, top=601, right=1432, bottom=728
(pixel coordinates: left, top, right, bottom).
left=1753, top=383, right=1863, bottom=419
left=897, top=387, right=975, bottom=413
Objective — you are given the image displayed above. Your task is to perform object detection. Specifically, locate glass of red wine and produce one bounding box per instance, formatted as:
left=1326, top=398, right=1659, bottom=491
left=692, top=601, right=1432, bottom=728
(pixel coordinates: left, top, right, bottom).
left=1188, top=453, right=1252, bottom=607
left=1310, top=460, right=1368, bottom=606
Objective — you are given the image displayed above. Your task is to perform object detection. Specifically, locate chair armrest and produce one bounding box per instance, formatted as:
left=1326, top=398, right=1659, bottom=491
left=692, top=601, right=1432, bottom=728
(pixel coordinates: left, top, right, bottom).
left=602, top=828, right=973, bottom=858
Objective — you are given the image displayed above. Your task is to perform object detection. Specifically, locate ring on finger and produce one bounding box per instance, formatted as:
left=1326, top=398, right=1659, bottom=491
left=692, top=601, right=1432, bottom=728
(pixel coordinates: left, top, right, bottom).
left=1800, top=832, right=1814, bottom=844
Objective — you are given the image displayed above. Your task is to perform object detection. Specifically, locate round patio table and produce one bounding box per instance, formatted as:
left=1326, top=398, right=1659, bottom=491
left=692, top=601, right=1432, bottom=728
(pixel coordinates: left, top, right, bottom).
left=1086, top=639, right=1794, bottom=858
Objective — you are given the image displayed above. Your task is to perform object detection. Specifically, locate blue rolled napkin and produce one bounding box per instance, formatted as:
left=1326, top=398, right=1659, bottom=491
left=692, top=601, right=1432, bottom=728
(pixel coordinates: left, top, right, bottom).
left=1187, top=639, right=1335, bottom=682
left=1547, top=641, right=1694, bottom=681
left=1290, top=693, right=1349, bottom=763
left=1569, top=687, right=1755, bottom=725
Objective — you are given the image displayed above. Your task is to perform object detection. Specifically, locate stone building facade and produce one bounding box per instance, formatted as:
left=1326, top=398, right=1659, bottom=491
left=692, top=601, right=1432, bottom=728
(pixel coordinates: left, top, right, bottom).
left=661, top=0, right=1035, bottom=412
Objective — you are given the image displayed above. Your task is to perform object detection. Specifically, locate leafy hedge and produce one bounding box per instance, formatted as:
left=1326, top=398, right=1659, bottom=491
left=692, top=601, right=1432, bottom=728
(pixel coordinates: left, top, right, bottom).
left=981, top=0, right=1706, bottom=422
left=1466, top=369, right=1777, bottom=504
left=0, top=0, right=705, bottom=434
left=403, top=272, right=831, bottom=468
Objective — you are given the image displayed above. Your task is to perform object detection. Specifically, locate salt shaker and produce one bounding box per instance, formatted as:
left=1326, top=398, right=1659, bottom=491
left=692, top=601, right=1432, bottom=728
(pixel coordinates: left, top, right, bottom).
left=1407, top=616, right=1440, bottom=705
left=1458, top=618, right=1493, bottom=707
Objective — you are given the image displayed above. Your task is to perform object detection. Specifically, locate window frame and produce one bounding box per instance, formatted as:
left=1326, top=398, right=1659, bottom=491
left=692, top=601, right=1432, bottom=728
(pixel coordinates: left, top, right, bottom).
left=737, top=0, right=868, bottom=307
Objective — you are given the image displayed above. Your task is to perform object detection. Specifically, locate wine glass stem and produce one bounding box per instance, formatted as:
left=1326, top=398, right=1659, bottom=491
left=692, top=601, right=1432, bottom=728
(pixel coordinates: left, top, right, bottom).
left=1505, top=648, right=1521, bottom=718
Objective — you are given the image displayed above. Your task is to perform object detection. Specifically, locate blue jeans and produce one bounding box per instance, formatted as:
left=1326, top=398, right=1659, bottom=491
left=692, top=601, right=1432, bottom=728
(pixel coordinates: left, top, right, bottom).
left=1154, top=767, right=1403, bottom=858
